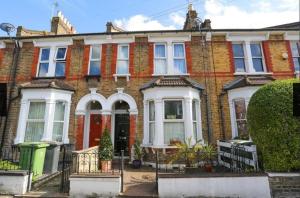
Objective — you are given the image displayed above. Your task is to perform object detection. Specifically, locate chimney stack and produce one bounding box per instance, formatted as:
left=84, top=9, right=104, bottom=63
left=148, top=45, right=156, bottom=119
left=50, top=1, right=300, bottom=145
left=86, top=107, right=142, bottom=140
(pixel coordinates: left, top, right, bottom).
left=51, top=11, right=76, bottom=35
left=106, top=22, right=125, bottom=33
left=183, top=3, right=211, bottom=30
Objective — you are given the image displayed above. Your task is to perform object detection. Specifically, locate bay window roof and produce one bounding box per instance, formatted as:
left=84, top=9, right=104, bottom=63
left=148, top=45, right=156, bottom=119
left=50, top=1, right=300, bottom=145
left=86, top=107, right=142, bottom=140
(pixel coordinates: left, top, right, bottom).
left=20, top=79, right=75, bottom=92
left=223, top=76, right=274, bottom=91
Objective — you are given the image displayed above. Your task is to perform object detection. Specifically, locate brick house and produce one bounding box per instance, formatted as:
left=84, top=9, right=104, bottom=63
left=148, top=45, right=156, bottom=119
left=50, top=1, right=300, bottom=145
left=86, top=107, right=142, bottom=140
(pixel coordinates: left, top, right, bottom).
left=0, top=7, right=299, bottom=162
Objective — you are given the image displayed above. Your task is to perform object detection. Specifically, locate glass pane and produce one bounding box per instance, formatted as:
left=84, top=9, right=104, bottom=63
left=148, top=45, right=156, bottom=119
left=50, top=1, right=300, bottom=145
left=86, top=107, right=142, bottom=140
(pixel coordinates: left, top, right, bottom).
left=54, top=102, right=65, bottom=121
left=119, top=46, right=129, bottom=59
left=291, top=42, right=300, bottom=57
left=89, top=101, right=102, bottom=110
left=165, top=101, right=183, bottom=119
left=293, top=58, right=300, bottom=71
left=250, top=44, right=262, bottom=57
left=55, top=62, right=65, bottom=77
left=237, top=120, right=247, bottom=137
left=174, top=59, right=186, bottom=74
left=56, top=48, right=67, bottom=59
left=38, top=63, right=49, bottom=77
left=192, top=101, right=197, bottom=121
left=234, top=99, right=246, bottom=120
left=52, top=122, right=63, bottom=142
left=28, top=102, right=46, bottom=119
left=89, top=61, right=100, bottom=75
left=234, top=58, right=246, bottom=72
left=252, top=58, right=264, bottom=72
left=155, top=44, right=166, bottom=58
left=154, top=59, right=167, bottom=74
left=25, top=122, right=44, bottom=142
left=41, top=48, right=50, bottom=61
left=193, top=122, right=197, bottom=141
left=149, top=122, right=155, bottom=144
left=149, top=101, right=155, bottom=121
left=91, top=46, right=100, bottom=59
left=174, top=44, right=184, bottom=57
left=117, top=60, right=128, bottom=74
left=232, top=44, right=244, bottom=57
left=164, top=122, right=184, bottom=144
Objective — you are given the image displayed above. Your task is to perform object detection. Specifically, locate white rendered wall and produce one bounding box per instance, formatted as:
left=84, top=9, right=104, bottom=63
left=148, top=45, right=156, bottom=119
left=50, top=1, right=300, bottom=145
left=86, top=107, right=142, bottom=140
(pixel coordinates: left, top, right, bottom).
left=0, top=171, right=30, bottom=195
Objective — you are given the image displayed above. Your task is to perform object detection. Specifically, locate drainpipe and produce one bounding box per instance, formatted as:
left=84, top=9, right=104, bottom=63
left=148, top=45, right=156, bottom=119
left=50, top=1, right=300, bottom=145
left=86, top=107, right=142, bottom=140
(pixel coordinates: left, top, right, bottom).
left=0, top=39, right=20, bottom=152
left=218, top=91, right=227, bottom=140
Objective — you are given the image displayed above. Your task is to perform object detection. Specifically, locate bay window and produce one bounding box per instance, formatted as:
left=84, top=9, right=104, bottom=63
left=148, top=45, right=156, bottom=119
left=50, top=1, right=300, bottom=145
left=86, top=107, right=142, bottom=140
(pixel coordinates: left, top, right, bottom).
left=88, top=45, right=101, bottom=75
left=291, top=41, right=300, bottom=72
left=192, top=100, right=198, bottom=141
left=149, top=101, right=155, bottom=144
left=52, top=101, right=66, bottom=142
left=173, top=43, right=186, bottom=74
left=164, top=100, right=185, bottom=144
left=233, top=98, right=247, bottom=137
left=154, top=44, right=167, bottom=74
left=116, top=44, right=129, bottom=74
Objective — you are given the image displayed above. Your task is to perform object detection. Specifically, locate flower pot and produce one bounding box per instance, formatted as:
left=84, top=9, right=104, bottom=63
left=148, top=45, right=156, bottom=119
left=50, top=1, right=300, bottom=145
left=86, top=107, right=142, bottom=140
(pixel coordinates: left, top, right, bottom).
left=204, top=164, right=213, bottom=172
left=132, top=159, right=142, bottom=169
left=101, top=160, right=112, bottom=172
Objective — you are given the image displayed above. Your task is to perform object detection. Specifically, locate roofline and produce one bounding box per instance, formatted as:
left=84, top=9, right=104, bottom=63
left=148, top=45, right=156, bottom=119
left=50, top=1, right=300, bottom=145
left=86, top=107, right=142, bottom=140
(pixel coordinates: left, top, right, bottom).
left=0, top=28, right=298, bottom=40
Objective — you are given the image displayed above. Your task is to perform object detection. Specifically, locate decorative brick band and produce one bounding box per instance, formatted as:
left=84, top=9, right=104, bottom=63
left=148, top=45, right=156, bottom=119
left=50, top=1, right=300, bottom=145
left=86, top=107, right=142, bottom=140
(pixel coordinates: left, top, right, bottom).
left=31, top=47, right=40, bottom=78
left=101, top=44, right=107, bottom=77
left=82, top=45, right=90, bottom=76
left=76, top=115, right=85, bottom=150
left=262, top=41, right=273, bottom=72
left=129, top=43, right=135, bottom=75
left=111, top=44, right=118, bottom=76
left=148, top=42, right=154, bottom=75
left=65, top=45, right=73, bottom=79
left=185, top=41, right=192, bottom=73
left=226, top=41, right=235, bottom=73
left=285, top=40, right=295, bottom=72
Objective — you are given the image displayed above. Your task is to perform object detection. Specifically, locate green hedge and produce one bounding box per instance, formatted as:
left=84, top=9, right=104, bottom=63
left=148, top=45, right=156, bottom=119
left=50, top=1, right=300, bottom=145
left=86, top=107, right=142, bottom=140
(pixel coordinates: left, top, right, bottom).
left=247, top=79, right=300, bottom=172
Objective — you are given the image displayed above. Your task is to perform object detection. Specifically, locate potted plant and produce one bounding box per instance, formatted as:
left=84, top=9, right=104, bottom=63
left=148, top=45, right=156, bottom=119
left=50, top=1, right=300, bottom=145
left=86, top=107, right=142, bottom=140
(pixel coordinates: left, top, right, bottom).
left=168, top=137, right=202, bottom=173
left=201, top=145, right=216, bottom=172
left=132, top=140, right=143, bottom=169
left=98, top=127, right=113, bottom=172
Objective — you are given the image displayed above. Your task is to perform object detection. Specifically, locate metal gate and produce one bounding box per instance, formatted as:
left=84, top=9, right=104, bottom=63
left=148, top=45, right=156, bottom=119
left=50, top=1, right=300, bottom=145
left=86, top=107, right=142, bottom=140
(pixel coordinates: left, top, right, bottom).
left=59, top=144, right=74, bottom=193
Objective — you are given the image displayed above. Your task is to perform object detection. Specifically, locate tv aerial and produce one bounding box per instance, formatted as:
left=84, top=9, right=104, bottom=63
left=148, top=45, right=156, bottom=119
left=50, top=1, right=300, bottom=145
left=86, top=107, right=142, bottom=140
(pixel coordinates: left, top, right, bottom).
left=0, top=23, right=15, bottom=37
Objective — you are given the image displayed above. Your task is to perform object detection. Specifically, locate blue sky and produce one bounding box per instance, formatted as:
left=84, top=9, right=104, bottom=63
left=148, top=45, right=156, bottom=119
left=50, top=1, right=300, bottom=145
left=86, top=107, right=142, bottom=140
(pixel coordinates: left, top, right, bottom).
left=0, top=0, right=298, bottom=36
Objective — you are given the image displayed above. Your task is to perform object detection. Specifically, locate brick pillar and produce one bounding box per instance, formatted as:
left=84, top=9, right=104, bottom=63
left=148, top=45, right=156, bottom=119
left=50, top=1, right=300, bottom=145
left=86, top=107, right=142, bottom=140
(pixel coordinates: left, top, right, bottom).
left=286, top=41, right=295, bottom=72
left=101, top=114, right=111, bottom=132
left=262, top=41, right=273, bottom=72
left=185, top=41, right=192, bottom=73
left=148, top=42, right=154, bottom=75
left=76, top=115, right=85, bottom=150
left=129, top=114, right=137, bottom=153
left=82, top=45, right=90, bottom=76
left=227, top=41, right=235, bottom=73
left=31, top=47, right=40, bottom=78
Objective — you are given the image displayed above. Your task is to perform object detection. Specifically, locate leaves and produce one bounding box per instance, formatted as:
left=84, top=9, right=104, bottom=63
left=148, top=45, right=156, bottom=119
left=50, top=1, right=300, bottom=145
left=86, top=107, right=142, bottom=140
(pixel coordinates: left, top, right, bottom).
left=98, top=127, right=114, bottom=161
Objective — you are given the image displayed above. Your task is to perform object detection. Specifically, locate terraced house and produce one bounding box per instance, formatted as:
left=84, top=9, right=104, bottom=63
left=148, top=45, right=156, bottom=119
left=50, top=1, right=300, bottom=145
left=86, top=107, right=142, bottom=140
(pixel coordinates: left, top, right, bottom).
left=0, top=6, right=299, bottom=164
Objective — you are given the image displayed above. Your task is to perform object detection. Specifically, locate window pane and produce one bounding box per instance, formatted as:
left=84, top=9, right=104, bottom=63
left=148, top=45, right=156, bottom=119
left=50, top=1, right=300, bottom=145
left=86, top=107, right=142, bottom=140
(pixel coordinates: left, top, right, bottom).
left=53, top=122, right=63, bottom=142
left=117, top=60, right=129, bottom=74
left=41, top=48, right=50, bottom=61
left=25, top=122, right=44, bottom=142
left=155, top=45, right=166, bottom=58
left=38, top=63, right=49, bottom=77
left=174, top=59, right=186, bottom=74
left=193, top=122, right=197, bottom=141
left=192, top=101, right=197, bottom=121
left=149, top=122, right=155, bottom=144
left=232, top=44, right=244, bottom=57
left=56, top=48, right=67, bottom=59
left=234, top=99, right=246, bottom=120
left=155, top=59, right=167, bottom=74
left=291, top=42, right=300, bottom=57
left=28, top=102, right=45, bottom=119
left=54, top=102, right=65, bottom=121
left=237, top=120, right=247, bottom=137
left=89, top=61, right=100, bottom=75
left=252, top=58, right=264, bottom=72
left=164, top=122, right=184, bottom=144
left=165, top=101, right=183, bottom=119
left=91, top=46, right=100, bottom=59
left=250, top=44, right=262, bottom=57
left=149, top=101, right=155, bottom=121
left=234, top=58, right=246, bottom=72
left=174, top=44, right=184, bottom=57
left=119, top=46, right=129, bottom=59
left=55, top=62, right=65, bottom=77
left=293, top=57, right=300, bottom=71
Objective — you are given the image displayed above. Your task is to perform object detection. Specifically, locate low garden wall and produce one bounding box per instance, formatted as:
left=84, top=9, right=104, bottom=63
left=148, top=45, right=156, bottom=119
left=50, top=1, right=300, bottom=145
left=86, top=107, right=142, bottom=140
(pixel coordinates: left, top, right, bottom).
left=0, top=170, right=30, bottom=195
left=69, top=174, right=121, bottom=197
left=158, top=173, right=271, bottom=198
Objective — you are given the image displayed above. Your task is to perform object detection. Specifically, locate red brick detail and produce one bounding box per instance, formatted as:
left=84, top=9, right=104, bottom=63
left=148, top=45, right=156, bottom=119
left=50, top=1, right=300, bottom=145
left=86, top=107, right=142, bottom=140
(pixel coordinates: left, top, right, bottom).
left=101, top=115, right=111, bottom=132
left=185, top=41, right=192, bottom=73
left=111, top=44, right=118, bottom=75
left=148, top=42, right=154, bottom=75
left=76, top=115, right=85, bottom=150
left=227, top=41, right=235, bottom=73
left=31, top=47, right=40, bottom=78
left=262, top=41, right=273, bottom=72
left=65, top=45, right=72, bottom=79
left=129, top=43, right=135, bottom=75
left=82, top=45, right=90, bottom=75
left=101, top=44, right=107, bottom=77
left=129, top=115, right=136, bottom=153
left=285, top=40, right=295, bottom=72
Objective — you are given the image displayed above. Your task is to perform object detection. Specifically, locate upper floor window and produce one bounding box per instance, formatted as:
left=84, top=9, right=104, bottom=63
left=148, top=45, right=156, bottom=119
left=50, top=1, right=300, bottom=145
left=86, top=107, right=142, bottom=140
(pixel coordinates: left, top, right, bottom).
left=232, top=42, right=266, bottom=74
left=291, top=41, right=300, bottom=72
left=89, top=45, right=101, bottom=76
left=37, top=47, right=67, bottom=77
left=116, top=44, right=129, bottom=74
left=173, top=43, right=186, bottom=74
left=154, top=44, right=167, bottom=74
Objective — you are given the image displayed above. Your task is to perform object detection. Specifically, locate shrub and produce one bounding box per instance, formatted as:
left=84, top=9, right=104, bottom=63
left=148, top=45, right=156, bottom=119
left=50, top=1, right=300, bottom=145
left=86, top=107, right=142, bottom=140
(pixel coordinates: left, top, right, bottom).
left=99, top=128, right=113, bottom=161
left=247, top=79, right=300, bottom=172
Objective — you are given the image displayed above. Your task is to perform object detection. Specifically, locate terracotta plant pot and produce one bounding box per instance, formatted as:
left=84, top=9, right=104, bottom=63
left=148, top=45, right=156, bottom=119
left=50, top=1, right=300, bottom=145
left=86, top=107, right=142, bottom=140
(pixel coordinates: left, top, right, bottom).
left=101, top=160, right=112, bottom=172
left=204, top=164, right=213, bottom=172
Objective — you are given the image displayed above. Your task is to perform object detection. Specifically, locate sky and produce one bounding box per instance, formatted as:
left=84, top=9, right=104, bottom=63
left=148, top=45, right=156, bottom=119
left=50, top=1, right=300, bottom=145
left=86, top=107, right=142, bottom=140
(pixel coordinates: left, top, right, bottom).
left=0, top=0, right=299, bottom=36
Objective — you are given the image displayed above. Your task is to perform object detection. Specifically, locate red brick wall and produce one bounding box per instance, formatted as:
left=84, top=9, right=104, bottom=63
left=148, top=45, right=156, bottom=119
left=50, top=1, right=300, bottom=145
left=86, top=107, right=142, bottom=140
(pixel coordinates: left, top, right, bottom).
left=76, top=115, right=85, bottom=150
left=82, top=45, right=90, bottom=76
left=65, top=45, right=73, bottom=79
left=31, top=47, right=40, bottom=78
left=101, top=44, right=107, bottom=77
left=111, top=44, right=117, bottom=75
left=185, top=41, right=192, bottom=73
left=262, top=41, right=273, bottom=72
left=148, top=42, right=154, bottom=75
left=286, top=40, right=295, bottom=72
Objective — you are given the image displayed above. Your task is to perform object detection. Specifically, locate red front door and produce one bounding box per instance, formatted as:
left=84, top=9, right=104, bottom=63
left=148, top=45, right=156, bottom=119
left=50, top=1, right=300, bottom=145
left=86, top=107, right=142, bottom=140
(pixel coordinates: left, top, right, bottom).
left=89, top=114, right=102, bottom=147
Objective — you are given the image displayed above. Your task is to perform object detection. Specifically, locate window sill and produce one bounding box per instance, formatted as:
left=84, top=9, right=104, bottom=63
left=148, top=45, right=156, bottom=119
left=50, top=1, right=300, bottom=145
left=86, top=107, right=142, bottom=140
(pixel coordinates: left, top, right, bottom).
left=113, top=74, right=131, bottom=82
left=84, top=75, right=101, bottom=82
left=152, top=73, right=190, bottom=77
left=33, top=76, right=66, bottom=80
left=233, top=72, right=273, bottom=76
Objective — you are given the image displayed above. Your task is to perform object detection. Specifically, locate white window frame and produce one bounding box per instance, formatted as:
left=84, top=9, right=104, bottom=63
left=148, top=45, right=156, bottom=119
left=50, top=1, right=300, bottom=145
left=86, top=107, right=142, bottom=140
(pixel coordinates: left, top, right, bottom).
left=148, top=100, right=155, bottom=145
left=116, top=44, right=129, bottom=75
left=37, top=46, right=67, bottom=77
left=232, top=43, right=246, bottom=72
left=290, top=41, right=300, bottom=73
left=250, top=42, right=266, bottom=73
left=192, top=100, right=199, bottom=141
left=88, top=45, right=101, bottom=76
left=52, top=101, right=66, bottom=142
left=154, top=43, right=167, bottom=74
left=232, top=98, right=247, bottom=137
left=173, top=43, right=187, bottom=74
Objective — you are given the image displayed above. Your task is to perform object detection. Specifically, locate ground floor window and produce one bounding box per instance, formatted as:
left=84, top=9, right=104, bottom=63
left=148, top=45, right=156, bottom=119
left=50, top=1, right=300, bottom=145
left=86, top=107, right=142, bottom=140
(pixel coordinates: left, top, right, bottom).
left=233, top=98, right=247, bottom=137
left=148, top=101, right=155, bottom=144
left=52, top=101, right=66, bottom=142
left=192, top=100, right=198, bottom=141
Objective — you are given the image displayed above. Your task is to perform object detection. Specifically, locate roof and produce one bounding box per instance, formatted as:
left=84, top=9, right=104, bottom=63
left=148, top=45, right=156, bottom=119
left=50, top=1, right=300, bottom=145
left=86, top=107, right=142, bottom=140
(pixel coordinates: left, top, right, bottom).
left=140, top=76, right=204, bottom=91
left=223, top=75, right=275, bottom=91
left=20, top=79, right=75, bottom=91
left=263, top=22, right=300, bottom=30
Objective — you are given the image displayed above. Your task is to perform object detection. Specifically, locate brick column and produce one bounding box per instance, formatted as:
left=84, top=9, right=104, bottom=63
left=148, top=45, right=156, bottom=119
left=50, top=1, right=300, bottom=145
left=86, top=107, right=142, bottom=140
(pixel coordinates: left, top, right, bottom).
left=129, top=114, right=137, bottom=153
left=76, top=115, right=85, bottom=150
left=31, top=47, right=40, bottom=78
left=101, top=114, right=111, bottom=132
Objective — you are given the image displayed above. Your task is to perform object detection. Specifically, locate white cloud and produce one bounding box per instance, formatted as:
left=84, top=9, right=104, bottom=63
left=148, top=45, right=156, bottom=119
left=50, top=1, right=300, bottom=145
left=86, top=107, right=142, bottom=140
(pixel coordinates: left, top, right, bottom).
left=204, top=0, right=299, bottom=29
left=169, top=12, right=186, bottom=26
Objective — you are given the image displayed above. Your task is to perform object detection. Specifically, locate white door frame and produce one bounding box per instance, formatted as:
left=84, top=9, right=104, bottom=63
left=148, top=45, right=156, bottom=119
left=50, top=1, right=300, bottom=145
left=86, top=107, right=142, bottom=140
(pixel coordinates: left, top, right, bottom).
left=83, top=109, right=102, bottom=149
